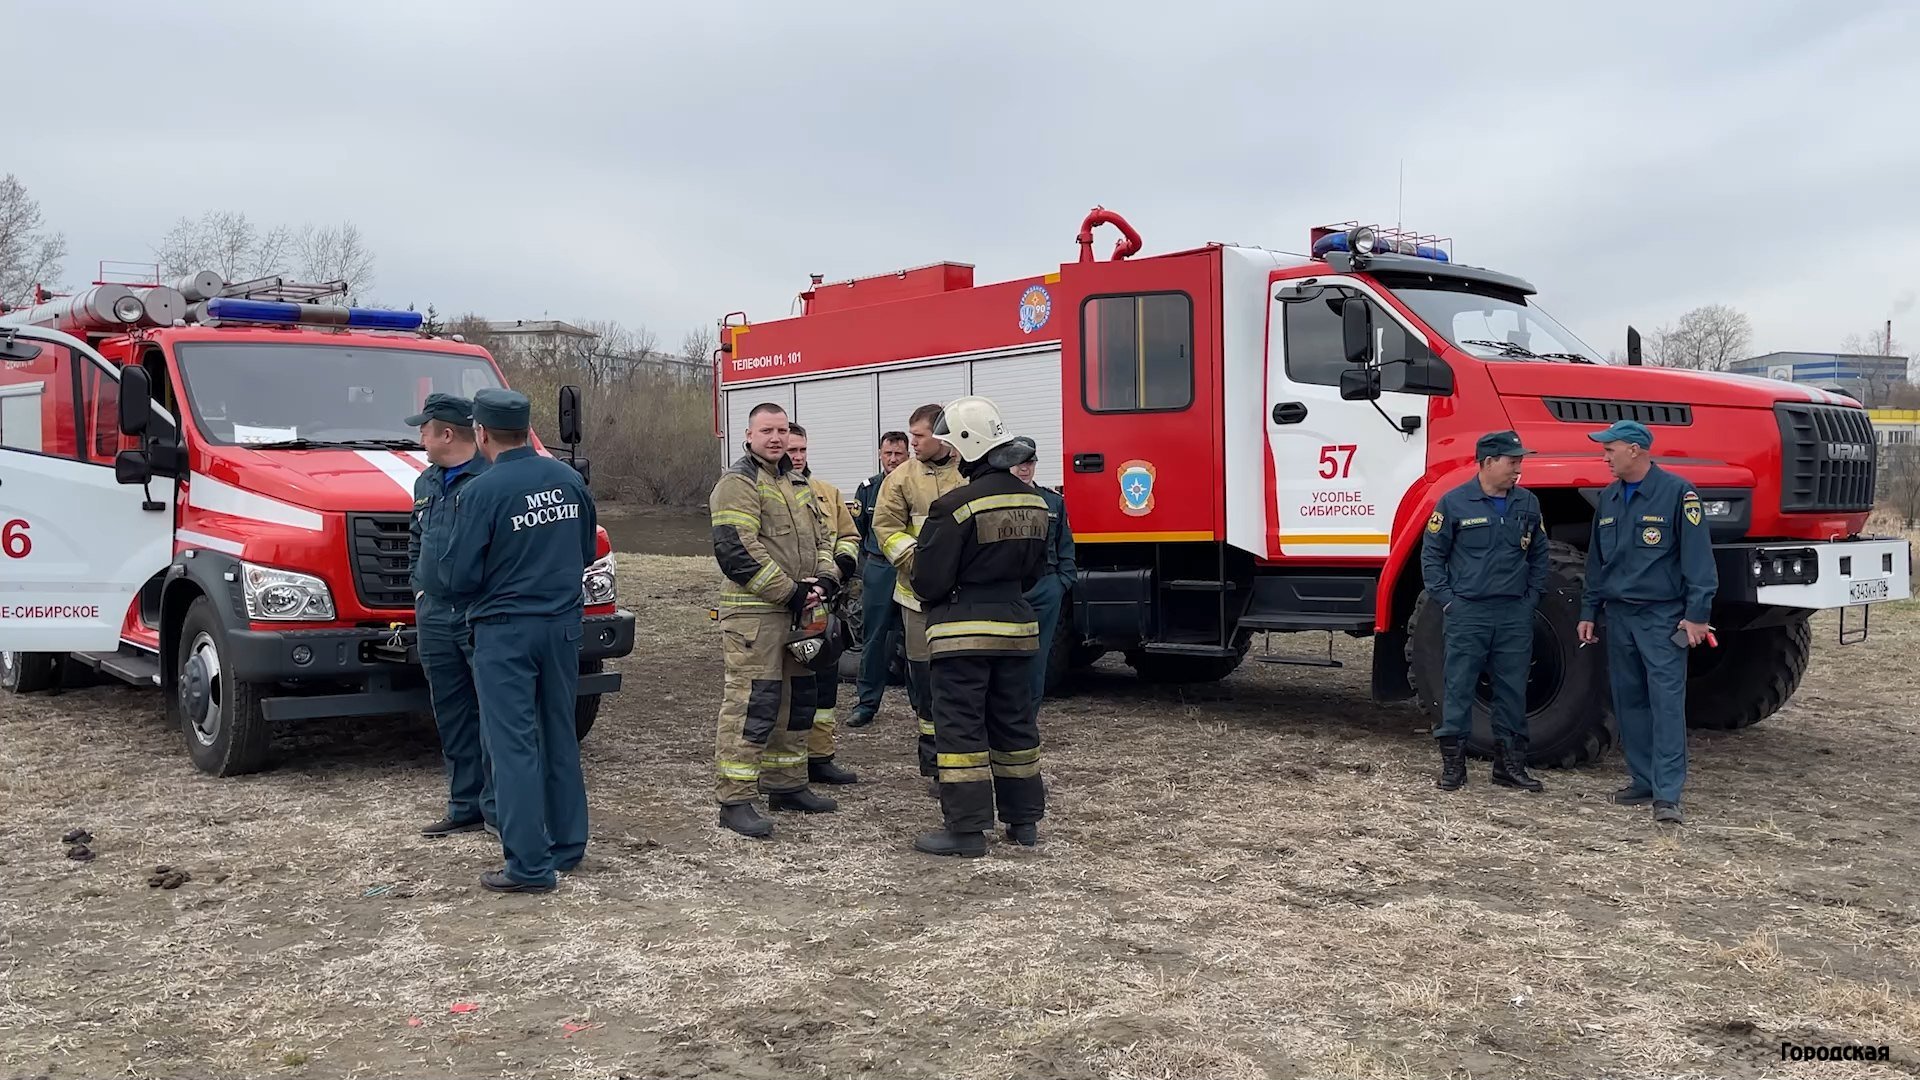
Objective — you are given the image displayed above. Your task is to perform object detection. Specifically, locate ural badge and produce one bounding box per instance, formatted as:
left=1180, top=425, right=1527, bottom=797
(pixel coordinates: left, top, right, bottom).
left=1118, top=460, right=1156, bottom=516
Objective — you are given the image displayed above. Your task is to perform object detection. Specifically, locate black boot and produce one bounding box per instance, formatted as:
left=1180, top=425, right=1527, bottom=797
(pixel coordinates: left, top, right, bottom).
left=1003, top=822, right=1038, bottom=847
left=809, top=757, right=860, bottom=785
left=913, top=829, right=987, bottom=858
left=1490, top=744, right=1544, bottom=792
left=925, top=776, right=941, bottom=799
left=768, top=788, right=839, bottom=813
left=718, top=802, right=773, bottom=838
left=845, top=706, right=877, bottom=729
left=1436, top=736, right=1468, bottom=791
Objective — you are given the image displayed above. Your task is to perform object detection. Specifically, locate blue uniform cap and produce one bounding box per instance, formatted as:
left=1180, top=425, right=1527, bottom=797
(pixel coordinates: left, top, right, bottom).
left=1475, top=430, right=1533, bottom=459
left=472, top=387, right=531, bottom=430
left=1587, top=419, right=1653, bottom=449
left=404, top=392, right=473, bottom=428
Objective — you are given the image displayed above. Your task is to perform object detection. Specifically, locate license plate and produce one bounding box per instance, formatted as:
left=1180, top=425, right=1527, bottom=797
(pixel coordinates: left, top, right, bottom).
left=1848, top=578, right=1890, bottom=604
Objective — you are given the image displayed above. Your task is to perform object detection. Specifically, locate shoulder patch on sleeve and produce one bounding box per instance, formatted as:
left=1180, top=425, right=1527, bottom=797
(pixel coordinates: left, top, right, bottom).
left=1426, top=510, right=1445, bottom=534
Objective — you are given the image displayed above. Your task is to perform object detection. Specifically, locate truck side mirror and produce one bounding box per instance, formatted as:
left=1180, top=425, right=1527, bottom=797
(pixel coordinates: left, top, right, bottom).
left=1626, top=326, right=1643, bottom=367
left=114, top=450, right=152, bottom=486
left=118, top=365, right=153, bottom=436
left=1342, top=300, right=1374, bottom=364
left=558, top=384, right=583, bottom=446
left=1339, top=367, right=1383, bottom=401
left=1400, top=354, right=1456, bottom=395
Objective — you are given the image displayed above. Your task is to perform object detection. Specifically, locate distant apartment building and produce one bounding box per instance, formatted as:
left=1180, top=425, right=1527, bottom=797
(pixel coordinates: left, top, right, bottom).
left=484, top=319, right=599, bottom=366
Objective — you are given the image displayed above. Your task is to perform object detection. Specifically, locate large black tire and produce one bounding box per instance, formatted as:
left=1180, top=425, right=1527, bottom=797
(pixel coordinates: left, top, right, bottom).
left=1408, top=541, right=1616, bottom=768
left=1683, top=615, right=1812, bottom=730
left=1041, top=612, right=1072, bottom=697
left=1127, top=629, right=1253, bottom=684
left=1, top=651, right=60, bottom=694
left=174, top=596, right=273, bottom=776
left=576, top=659, right=603, bottom=740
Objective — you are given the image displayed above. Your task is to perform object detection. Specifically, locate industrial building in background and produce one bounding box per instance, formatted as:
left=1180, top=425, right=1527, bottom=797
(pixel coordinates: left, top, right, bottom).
left=1733, top=349, right=1912, bottom=405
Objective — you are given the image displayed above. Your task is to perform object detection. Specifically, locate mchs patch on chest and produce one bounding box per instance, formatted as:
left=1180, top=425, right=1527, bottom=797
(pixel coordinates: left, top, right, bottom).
left=512, top=488, right=581, bottom=531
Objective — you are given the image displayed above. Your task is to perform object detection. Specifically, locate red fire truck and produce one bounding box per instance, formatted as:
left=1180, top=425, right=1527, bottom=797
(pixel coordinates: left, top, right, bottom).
left=710, top=209, right=1911, bottom=767
left=0, top=272, right=635, bottom=775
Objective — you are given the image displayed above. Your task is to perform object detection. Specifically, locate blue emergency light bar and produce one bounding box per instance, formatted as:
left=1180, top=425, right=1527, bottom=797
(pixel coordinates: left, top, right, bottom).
left=1312, top=232, right=1451, bottom=262
left=202, top=296, right=426, bottom=331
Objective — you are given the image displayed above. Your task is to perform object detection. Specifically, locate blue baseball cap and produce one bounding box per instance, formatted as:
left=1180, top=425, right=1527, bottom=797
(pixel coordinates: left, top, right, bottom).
left=1475, top=430, right=1533, bottom=459
left=1586, top=419, right=1653, bottom=449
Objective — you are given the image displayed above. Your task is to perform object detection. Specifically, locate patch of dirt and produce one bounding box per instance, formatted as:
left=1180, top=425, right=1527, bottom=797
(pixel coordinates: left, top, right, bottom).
left=2, top=561, right=1918, bottom=1079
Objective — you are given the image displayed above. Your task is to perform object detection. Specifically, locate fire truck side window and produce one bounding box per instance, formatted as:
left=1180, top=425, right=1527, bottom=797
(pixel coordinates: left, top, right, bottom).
left=1284, top=289, right=1415, bottom=393
left=0, top=340, right=82, bottom=458
left=1082, top=293, right=1193, bottom=412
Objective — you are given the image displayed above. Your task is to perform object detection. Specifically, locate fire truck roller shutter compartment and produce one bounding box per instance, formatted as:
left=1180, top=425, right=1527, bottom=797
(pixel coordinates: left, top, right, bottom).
left=971, top=350, right=1064, bottom=489
left=878, top=365, right=968, bottom=443
left=726, top=383, right=793, bottom=463
left=794, top=375, right=876, bottom=495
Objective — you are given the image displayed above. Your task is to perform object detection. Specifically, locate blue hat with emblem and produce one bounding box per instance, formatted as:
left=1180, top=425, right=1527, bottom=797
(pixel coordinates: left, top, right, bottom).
left=472, top=387, right=531, bottom=430
left=1587, top=419, right=1653, bottom=449
left=404, top=392, right=473, bottom=428
left=1475, top=430, right=1533, bottom=459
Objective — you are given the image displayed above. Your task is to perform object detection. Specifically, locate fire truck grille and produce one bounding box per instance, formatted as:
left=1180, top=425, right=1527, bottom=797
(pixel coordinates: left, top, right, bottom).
left=348, top=513, right=415, bottom=610
left=1543, top=397, right=1693, bottom=426
left=1775, top=403, right=1877, bottom=514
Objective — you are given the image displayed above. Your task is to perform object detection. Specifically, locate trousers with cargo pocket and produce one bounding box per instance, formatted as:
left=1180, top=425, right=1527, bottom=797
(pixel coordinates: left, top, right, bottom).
left=417, top=594, right=496, bottom=826
left=1437, top=597, right=1533, bottom=748
left=473, top=613, right=588, bottom=887
left=715, top=610, right=816, bottom=803
left=1603, top=599, right=1690, bottom=804
left=901, top=606, right=935, bottom=777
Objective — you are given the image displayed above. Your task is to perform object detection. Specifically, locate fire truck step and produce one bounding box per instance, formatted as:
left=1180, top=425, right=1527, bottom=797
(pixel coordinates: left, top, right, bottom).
left=1237, top=613, right=1373, bottom=633
left=77, top=651, right=163, bottom=687
left=1162, top=579, right=1236, bottom=592
left=1139, top=642, right=1239, bottom=658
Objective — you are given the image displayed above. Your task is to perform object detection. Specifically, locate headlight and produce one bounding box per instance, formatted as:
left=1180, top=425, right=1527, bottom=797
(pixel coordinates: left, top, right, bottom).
left=241, top=562, right=336, bottom=621
left=581, top=554, right=617, bottom=606
left=1701, top=500, right=1734, bottom=518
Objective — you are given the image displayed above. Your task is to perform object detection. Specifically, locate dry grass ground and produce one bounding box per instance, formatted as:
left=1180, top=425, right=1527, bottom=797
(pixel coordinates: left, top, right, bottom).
left=3, top=553, right=1919, bottom=1079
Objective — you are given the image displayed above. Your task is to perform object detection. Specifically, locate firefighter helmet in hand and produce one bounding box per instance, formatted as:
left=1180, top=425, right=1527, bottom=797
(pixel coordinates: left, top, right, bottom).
left=932, top=396, right=1017, bottom=463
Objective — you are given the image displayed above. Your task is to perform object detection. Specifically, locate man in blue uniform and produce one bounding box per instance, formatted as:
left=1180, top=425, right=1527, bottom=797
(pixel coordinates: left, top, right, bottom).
left=1576, top=419, right=1717, bottom=825
left=1011, top=448, right=1075, bottom=707
left=1420, top=430, right=1549, bottom=793
left=404, top=393, right=496, bottom=838
left=443, top=388, right=599, bottom=891
left=845, top=430, right=910, bottom=729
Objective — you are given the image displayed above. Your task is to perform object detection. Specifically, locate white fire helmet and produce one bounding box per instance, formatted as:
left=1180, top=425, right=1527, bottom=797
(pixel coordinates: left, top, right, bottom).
left=932, top=395, right=1017, bottom=463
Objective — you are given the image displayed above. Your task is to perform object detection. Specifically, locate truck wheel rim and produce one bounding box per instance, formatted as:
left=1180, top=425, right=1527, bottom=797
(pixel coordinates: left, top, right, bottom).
left=1473, top=614, right=1568, bottom=716
left=1, top=652, right=14, bottom=681
left=182, top=632, right=224, bottom=746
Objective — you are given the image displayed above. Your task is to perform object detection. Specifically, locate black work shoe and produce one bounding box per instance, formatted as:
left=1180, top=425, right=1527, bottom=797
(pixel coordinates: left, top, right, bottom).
left=1436, top=736, right=1468, bottom=791
left=718, top=802, right=774, bottom=838
left=480, top=869, right=555, bottom=893
left=1003, top=822, right=1038, bottom=847
left=809, top=757, right=860, bottom=785
left=1611, top=786, right=1655, bottom=805
left=1652, top=801, right=1685, bottom=824
left=913, top=829, right=988, bottom=858
left=768, top=788, right=839, bottom=813
left=844, top=706, right=878, bottom=729
left=1491, top=746, right=1545, bottom=792
left=421, top=814, right=485, bottom=838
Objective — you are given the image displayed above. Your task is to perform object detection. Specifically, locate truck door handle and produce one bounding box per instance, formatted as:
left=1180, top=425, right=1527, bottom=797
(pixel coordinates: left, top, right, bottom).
left=1073, top=453, right=1105, bottom=473
left=1272, top=401, right=1308, bottom=425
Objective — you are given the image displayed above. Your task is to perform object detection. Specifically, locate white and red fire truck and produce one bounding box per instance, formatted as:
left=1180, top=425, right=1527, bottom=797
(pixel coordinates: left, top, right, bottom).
left=711, top=209, right=1912, bottom=767
left=0, top=271, right=634, bottom=775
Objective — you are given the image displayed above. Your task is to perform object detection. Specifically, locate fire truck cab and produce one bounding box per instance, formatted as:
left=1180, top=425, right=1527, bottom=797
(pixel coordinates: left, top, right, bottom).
left=712, top=209, right=1912, bottom=768
left=0, top=275, right=635, bottom=775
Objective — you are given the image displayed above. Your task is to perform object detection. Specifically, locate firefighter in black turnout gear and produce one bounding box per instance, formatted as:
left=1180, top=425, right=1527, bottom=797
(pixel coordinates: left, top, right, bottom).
left=909, top=398, right=1050, bottom=858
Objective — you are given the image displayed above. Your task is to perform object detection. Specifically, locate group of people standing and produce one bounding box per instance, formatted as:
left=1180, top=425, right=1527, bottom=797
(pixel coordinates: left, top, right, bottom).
left=707, top=396, right=1074, bottom=856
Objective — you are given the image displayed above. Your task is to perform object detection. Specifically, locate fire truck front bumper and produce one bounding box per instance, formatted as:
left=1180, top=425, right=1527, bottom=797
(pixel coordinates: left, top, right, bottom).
left=1712, top=537, right=1913, bottom=610
left=224, top=610, right=636, bottom=723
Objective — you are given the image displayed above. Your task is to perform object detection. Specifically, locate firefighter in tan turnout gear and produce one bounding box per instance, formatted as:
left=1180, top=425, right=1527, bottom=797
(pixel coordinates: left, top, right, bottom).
left=909, top=399, right=1050, bottom=857
left=708, top=402, right=846, bottom=838
left=871, top=403, right=966, bottom=792
left=784, top=422, right=863, bottom=785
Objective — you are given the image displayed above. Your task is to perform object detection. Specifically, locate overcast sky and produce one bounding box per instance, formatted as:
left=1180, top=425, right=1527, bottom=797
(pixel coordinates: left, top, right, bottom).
left=8, top=0, right=1917, bottom=361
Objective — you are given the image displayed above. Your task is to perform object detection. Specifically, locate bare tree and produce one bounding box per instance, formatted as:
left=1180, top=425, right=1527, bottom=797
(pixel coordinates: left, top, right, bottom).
left=295, top=222, right=376, bottom=301
left=0, top=174, right=68, bottom=307
left=1650, top=304, right=1752, bottom=372
left=1881, top=442, right=1920, bottom=528
left=682, top=325, right=715, bottom=366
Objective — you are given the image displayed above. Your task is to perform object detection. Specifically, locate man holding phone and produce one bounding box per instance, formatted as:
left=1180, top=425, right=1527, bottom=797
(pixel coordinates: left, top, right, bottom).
left=1575, top=420, right=1718, bottom=824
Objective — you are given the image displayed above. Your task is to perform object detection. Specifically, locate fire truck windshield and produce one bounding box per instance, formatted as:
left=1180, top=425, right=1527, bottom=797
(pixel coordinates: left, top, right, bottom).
left=173, top=342, right=504, bottom=447
left=1386, top=281, right=1607, bottom=365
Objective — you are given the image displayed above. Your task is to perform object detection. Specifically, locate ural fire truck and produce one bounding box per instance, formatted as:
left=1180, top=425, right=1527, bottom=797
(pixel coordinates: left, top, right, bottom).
left=0, top=271, right=635, bottom=775
left=711, top=209, right=1912, bottom=768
